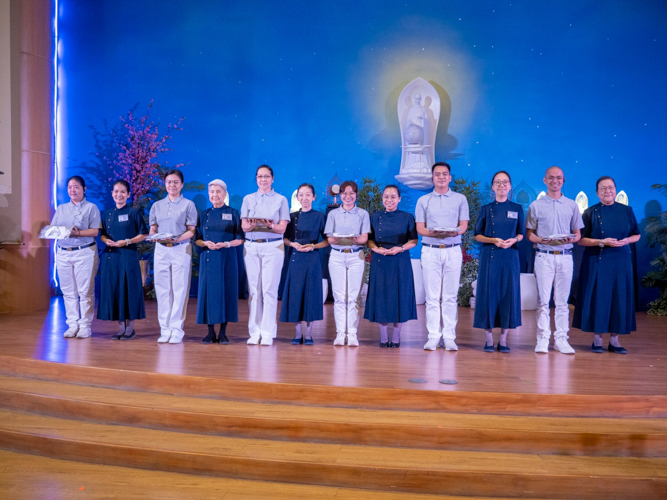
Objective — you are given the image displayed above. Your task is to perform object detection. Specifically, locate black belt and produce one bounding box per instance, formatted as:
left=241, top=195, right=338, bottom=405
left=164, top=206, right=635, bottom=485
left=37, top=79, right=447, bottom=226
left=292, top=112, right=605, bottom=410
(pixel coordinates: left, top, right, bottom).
left=59, top=242, right=95, bottom=252
left=537, top=248, right=572, bottom=255
left=248, top=237, right=282, bottom=243
left=332, top=247, right=362, bottom=253
left=423, top=243, right=460, bottom=249
left=159, top=241, right=188, bottom=247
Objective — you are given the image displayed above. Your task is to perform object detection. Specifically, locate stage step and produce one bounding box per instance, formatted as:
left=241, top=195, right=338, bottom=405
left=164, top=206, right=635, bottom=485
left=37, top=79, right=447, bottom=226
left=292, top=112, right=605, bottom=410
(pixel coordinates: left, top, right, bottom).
left=0, top=408, right=665, bottom=499
left=0, top=374, right=666, bottom=458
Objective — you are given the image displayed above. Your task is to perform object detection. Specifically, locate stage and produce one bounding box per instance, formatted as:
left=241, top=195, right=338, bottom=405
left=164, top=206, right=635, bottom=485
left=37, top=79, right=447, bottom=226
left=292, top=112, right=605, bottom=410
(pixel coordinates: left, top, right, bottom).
left=0, top=298, right=666, bottom=498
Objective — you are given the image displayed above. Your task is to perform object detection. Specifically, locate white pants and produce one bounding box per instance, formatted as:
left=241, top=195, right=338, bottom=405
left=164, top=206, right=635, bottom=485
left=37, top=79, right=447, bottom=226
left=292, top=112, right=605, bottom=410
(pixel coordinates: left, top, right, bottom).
left=421, top=246, right=462, bottom=340
left=534, top=252, right=574, bottom=340
left=244, top=240, right=284, bottom=340
left=328, top=249, right=365, bottom=335
left=56, top=245, right=99, bottom=331
left=154, top=243, right=192, bottom=341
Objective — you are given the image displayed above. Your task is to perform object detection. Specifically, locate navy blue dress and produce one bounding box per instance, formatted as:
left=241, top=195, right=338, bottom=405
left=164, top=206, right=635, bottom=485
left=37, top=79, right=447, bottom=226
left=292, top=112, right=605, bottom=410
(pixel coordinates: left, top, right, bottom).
left=97, top=205, right=148, bottom=321
left=473, top=200, right=524, bottom=329
left=364, top=210, right=418, bottom=324
left=196, top=206, right=243, bottom=324
left=573, top=202, right=639, bottom=335
left=279, top=210, right=326, bottom=322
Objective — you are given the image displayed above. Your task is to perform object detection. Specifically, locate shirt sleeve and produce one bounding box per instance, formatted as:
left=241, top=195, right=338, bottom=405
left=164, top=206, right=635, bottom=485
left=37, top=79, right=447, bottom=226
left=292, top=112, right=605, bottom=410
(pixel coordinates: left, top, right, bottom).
left=474, top=206, right=486, bottom=236
left=458, top=195, right=470, bottom=222
left=571, top=205, right=585, bottom=231
left=581, top=207, right=593, bottom=239
left=88, top=205, right=102, bottom=230
left=185, top=201, right=198, bottom=226
left=324, top=211, right=335, bottom=235
left=318, top=213, right=327, bottom=242
left=232, top=209, right=243, bottom=240
left=285, top=213, right=297, bottom=242
left=195, top=210, right=205, bottom=241
left=628, top=206, right=640, bottom=237
left=50, top=206, right=61, bottom=226
left=100, top=212, right=110, bottom=239
left=136, top=209, right=149, bottom=235
left=279, top=197, right=290, bottom=221
left=516, top=205, right=525, bottom=236
left=406, top=213, right=418, bottom=240
left=525, top=203, right=538, bottom=230
left=414, top=197, right=426, bottom=224
left=360, top=210, right=371, bottom=234
left=240, top=196, right=249, bottom=218
left=367, top=213, right=377, bottom=243
left=149, top=202, right=158, bottom=227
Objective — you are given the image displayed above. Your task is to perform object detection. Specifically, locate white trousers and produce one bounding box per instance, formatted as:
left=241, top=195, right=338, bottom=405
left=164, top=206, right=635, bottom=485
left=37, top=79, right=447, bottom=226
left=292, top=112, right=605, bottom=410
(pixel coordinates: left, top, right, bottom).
left=154, top=243, right=192, bottom=341
left=56, top=245, right=99, bottom=331
left=328, top=250, right=365, bottom=335
left=244, top=240, right=285, bottom=340
left=421, top=246, right=462, bottom=340
left=534, top=252, right=574, bottom=340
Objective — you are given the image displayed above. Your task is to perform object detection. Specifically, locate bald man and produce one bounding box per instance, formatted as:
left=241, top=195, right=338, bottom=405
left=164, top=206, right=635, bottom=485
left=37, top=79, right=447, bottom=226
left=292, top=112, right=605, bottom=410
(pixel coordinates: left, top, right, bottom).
left=526, top=166, right=584, bottom=354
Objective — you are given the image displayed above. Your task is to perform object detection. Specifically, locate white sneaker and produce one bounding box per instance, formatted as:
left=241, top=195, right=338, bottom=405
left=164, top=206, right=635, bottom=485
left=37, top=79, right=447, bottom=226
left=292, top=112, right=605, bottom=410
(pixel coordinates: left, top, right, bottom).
left=247, top=336, right=260, bottom=345
left=554, top=338, right=575, bottom=354
left=63, top=327, right=78, bottom=338
left=76, top=329, right=91, bottom=339
left=444, top=339, right=458, bottom=351
left=260, top=336, right=273, bottom=346
left=157, top=332, right=171, bottom=343
left=347, top=334, right=359, bottom=347
left=333, top=333, right=346, bottom=346
left=168, top=336, right=183, bottom=344
left=424, top=338, right=440, bottom=351
left=535, top=337, right=549, bottom=353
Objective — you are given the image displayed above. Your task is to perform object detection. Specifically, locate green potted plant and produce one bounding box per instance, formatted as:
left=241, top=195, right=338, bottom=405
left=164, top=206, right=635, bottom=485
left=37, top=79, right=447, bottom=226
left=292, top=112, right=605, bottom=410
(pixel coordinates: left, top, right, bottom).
left=641, top=183, right=667, bottom=315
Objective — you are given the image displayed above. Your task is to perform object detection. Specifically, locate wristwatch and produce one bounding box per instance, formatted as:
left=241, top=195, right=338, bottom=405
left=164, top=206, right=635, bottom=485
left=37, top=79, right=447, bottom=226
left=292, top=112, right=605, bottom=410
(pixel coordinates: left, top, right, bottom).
left=598, top=240, right=605, bottom=248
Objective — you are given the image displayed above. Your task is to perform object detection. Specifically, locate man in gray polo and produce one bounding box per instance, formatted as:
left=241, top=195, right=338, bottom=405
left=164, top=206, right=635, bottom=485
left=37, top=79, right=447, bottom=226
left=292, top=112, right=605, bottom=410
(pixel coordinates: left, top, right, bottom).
left=526, top=166, right=584, bottom=354
left=415, top=162, right=469, bottom=351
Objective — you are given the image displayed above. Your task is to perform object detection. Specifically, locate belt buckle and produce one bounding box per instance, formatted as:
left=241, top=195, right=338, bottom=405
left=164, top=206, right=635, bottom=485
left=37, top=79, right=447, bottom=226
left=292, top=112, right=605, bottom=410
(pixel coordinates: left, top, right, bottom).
left=439, top=244, right=446, bottom=249
left=343, top=249, right=351, bottom=253
left=553, top=250, right=561, bottom=255
left=166, top=243, right=173, bottom=248
left=256, top=239, right=264, bottom=243
left=66, top=247, right=73, bottom=252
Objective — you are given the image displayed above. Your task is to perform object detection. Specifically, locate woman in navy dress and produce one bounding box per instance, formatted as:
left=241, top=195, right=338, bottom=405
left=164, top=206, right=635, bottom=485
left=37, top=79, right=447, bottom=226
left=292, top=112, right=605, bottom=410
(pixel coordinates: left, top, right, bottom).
left=473, top=171, right=524, bottom=353
left=364, top=185, right=418, bottom=347
left=195, top=179, right=244, bottom=344
left=573, top=176, right=641, bottom=354
left=279, top=183, right=329, bottom=345
left=98, top=180, right=148, bottom=340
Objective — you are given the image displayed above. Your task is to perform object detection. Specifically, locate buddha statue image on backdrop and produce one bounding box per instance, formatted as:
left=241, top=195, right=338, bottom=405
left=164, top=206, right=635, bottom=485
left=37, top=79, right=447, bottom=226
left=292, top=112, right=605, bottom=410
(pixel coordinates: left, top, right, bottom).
left=395, top=78, right=440, bottom=190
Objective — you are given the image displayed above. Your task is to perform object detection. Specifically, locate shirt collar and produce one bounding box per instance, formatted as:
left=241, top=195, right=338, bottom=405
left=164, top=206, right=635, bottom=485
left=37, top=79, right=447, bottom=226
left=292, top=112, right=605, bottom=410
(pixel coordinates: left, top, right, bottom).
left=71, top=197, right=88, bottom=207
left=341, top=206, right=358, bottom=214
left=165, top=195, right=184, bottom=204
left=431, top=189, right=452, bottom=198
left=542, top=193, right=565, bottom=204
left=257, top=189, right=275, bottom=197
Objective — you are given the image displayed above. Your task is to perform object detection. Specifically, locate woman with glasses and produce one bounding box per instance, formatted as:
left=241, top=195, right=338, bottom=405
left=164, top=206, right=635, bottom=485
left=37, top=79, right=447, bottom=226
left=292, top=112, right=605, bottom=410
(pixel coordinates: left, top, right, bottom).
left=473, top=171, right=524, bottom=353
left=241, top=165, right=290, bottom=345
left=364, top=185, right=418, bottom=347
left=573, top=176, right=641, bottom=354
left=98, top=180, right=148, bottom=340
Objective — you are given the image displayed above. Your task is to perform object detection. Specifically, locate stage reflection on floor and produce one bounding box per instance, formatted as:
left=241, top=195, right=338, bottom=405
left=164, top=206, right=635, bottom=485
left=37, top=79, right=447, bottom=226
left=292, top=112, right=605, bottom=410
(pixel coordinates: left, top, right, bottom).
left=1, top=297, right=666, bottom=396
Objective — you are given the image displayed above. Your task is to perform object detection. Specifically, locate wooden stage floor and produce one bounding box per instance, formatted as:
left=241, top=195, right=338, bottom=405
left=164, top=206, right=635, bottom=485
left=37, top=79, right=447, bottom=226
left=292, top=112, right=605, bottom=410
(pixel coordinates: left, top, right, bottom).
left=2, top=297, right=666, bottom=397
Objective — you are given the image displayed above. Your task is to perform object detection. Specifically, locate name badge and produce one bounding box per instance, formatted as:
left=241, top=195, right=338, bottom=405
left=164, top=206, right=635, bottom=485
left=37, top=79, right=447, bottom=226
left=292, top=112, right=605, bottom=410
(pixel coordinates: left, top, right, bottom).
left=507, top=211, right=518, bottom=219
left=118, top=214, right=129, bottom=222
left=222, top=214, right=232, bottom=221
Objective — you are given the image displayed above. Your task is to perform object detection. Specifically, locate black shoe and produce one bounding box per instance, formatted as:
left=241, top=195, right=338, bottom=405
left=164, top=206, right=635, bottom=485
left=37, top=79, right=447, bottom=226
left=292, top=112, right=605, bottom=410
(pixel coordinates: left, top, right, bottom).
left=608, top=344, right=627, bottom=354
left=201, top=332, right=216, bottom=344
left=291, top=336, right=304, bottom=345
left=591, top=342, right=604, bottom=353
left=304, top=337, right=314, bottom=345
left=120, top=329, right=135, bottom=340
left=497, top=343, right=510, bottom=353
left=379, top=342, right=390, bottom=348
left=483, top=342, right=495, bottom=352
left=111, top=332, right=124, bottom=340
left=389, top=342, right=400, bottom=348
left=218, top=332, right=230, bottom=344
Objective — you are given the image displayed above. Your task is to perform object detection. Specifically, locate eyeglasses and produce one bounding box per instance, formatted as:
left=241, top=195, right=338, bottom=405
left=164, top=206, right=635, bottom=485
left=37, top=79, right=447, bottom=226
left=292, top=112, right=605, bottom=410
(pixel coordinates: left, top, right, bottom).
left=256, top=175, right=272, bottom=180
left=493, top=180, right=510, bottom=187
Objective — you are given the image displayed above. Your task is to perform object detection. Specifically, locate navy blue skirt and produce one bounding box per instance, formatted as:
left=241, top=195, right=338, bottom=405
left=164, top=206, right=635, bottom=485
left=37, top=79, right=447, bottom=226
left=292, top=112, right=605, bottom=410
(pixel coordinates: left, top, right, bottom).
left=364, top=251, right=417, bottom=324
left=279, top=250, right=323, bottom=322
left=473, top=246, right=521, bottom=329
left=97, top=248, right=146, bottom=321
left=196, top=247, right=239, bottom=324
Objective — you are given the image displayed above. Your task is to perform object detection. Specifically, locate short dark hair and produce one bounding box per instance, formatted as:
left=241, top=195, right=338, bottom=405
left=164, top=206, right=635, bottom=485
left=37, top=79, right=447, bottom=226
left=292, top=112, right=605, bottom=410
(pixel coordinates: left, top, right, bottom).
left=492, top=170, right=512, bottom=186
left=256, top=164, right=274, bottom=177
left=113, top=179, right=131, bottom=192
left=67, top=175, right=86, bottom=189
left=431, top=162, right=451, bottom=174
left=297, top=183, right=315, bottom=195
left=340, top=180, right=358, bottom=194
left=383, top=184, right=400, bottom=196
left=164, top=169, right=184, bottom=182
left=596, top=176, right=616, bottom=191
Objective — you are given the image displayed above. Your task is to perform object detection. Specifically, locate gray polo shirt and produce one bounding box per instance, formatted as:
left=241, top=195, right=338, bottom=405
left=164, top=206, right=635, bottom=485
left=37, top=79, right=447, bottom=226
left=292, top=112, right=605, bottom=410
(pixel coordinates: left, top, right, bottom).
left=526, top=194, right=584, bottom=251
left=241, top=189, right=290, bottom=241
left=324, top=206, right=371, bottom=250
left=149, top=195, right=198, bottom=236
left=50, top=198, right=101, bottom=248
left=415, top=190, right=470, bottom=246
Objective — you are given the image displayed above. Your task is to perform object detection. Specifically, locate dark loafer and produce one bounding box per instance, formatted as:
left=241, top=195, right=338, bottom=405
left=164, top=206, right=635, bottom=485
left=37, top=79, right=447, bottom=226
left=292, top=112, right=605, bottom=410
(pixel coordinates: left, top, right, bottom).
left=389, top=342, right=400, bottom=348
left=291, top=336, right=303, bottom=345
left=304, top=337, right=314, bottom=345
left=111, top=332, right=124, bottom=340
left=483, top=342, right=495, bottom=352
left=497, top=343, right=510, bottom=353
left=218, top=333, right=230, bottom=345
left=120, top=330, right=135, bottom=340
left=591, top=342, right=604, bottom=353
left=608, top=344, right=628, bottom=354
left=379, top=342, right=390, bottom=348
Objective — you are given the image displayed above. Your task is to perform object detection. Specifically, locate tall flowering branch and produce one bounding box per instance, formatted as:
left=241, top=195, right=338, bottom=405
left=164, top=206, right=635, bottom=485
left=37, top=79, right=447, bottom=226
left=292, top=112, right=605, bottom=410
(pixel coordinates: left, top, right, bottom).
left=109, top=100, right=184, bottom=202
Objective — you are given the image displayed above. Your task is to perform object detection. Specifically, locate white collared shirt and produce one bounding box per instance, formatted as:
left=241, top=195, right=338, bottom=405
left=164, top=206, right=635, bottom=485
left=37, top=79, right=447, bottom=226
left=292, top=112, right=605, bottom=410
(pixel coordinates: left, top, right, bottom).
left=415, top=190, right=469, bottom=245
left=526, top=194, right=584, bottom=251
left=50, top=198, right=101, bottom=248
left=241, top=189, right=290, bottom=240
left=324, top=206, right=371, bottom=250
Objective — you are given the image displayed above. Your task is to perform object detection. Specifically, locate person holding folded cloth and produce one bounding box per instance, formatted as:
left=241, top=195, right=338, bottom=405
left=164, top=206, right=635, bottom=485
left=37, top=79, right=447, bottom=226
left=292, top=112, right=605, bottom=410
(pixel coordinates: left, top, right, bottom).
left=195, top=179, right=243, bottom=345
left=98, top=180, right=148, bottom=340
left=279, top=183, right=329, bottom=345
left=51, top=175, right=101, bottom=339
left=526, top=166, right=583, bottom=355
left=364, top=185, right=418, bottom=348
left=473, top=171, right=524, bottom=353
left=241, top=165, right=290, bottom=346
left=149, top=169, right=197, bottom=344
left=415, top=162, right=469, bottom=351
left=324, top=180, right=371, bottom=347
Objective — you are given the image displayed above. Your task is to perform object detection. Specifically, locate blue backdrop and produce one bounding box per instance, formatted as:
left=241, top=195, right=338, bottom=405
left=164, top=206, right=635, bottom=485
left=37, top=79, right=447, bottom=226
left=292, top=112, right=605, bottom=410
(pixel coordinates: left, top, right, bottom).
left=56, top=0, right=666, bottom=306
